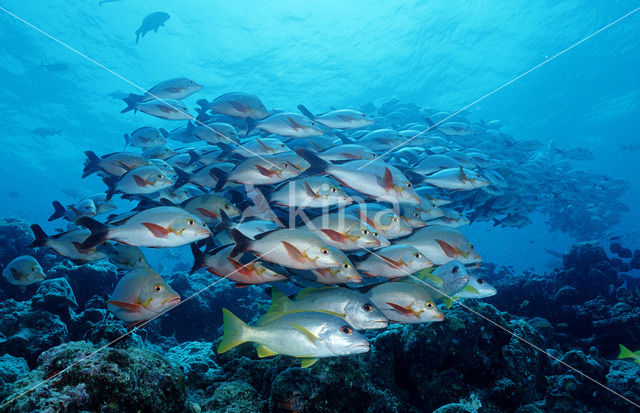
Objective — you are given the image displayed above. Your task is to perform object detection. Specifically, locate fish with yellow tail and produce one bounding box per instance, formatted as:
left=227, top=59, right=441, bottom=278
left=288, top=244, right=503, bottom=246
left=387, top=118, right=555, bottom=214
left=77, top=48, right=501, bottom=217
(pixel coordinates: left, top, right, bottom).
left=217, top=308, right=369, bottom=368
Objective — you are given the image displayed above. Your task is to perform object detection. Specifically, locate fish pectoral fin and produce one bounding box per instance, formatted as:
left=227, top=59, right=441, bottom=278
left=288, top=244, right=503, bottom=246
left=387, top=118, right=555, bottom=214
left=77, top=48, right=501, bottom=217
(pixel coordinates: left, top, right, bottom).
left=300, top=358, right=319, bottom=368
left=133, top=175, right=148, bottom=187
left=461, top=285, right=479, bottom=294
left=319, top=229, right=347, bottom=243
left=281, top=241, right=307, bottom=263
left=386, top=302, right=418, bottom=317
left=289, top=323, right=321, bottom=344
left=196, top=208, right=219, bottom=219
left=255, top=138, right=269, bottom=151
left=142, top=222, right=171, bottom=238
left=435, top=239, right=458, bottom=258
left=381, top=167, right=394, bottom=191
left=357, top=210, right=375, bottom=227
left=304, top=181, right=319, bottom=199
left=255, top=164, right=274, bottom=177
left=227, top=257, right=255, bottom=277
left=256, top=344, right=278, bottom=358
left=380, top=255, right=403, bottom=268
left=10, top=268, right=23, bottom=281
left=458, top=166, right=468, bottom=182
left=107, top=300, right=142, bottom=312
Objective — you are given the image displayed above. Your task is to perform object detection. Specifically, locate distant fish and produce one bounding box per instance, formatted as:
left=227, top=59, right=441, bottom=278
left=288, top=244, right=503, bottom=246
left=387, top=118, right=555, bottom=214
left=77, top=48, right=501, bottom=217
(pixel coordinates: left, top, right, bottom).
left=99, top=0, right=123, bottom=6
left=197, top=92, right=270, bottom=119
left=125, top=78, right=203, bottom=103
left=31, top=127, right=63, bottom=138
left=124, top=127, right=167, bottom=149
left=135, top=12, right=170, bottom=44
left=8, top=190, right=19, bottom=198
left=543, top=248, right=562, bottom=258
left=40, top=62, right=68, bottom=72
left=620, top=143, right=640, bottom=152
left=297, top=105, right=374, bottom=129
left=121, top=98, right=193, bottom=120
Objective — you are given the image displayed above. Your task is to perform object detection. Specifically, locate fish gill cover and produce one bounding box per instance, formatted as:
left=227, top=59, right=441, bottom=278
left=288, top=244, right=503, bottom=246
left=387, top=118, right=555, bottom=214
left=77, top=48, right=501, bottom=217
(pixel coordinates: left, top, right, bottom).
left=0, top=1, right=639, bottom=412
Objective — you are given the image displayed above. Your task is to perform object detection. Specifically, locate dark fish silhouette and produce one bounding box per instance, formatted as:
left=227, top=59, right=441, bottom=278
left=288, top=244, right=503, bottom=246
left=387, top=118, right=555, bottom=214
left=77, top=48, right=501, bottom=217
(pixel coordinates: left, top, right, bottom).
left=40, top=62, right=68, bottom=72
left=31, top=127, right=63, bottom=138
left=135, top=12, right=170, bottom=44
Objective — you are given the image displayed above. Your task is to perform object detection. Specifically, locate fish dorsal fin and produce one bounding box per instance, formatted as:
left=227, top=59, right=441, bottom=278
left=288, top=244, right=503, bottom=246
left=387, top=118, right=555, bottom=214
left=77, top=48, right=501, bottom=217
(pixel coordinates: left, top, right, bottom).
left=443, top=297, right=456, bottom=309
left=256, top=287, right=292, bottom=326
left=289, top=323, right=320, bottom=344
left=295, top=286, right=337, bottom=301
left=379, top=254, right=403, bottom=268
left=256, top=344, right=278, bottom=358
left=300, top=358, right=319, bottom=368
left=461, top=285, right=479, bottom=294
left=382, top=167, right=394, bottom=191
left=319, top=228, right=347, bottom=242
left=304, top=181, right=319, bottom=199
left=252, top=228, right=279, bottom=240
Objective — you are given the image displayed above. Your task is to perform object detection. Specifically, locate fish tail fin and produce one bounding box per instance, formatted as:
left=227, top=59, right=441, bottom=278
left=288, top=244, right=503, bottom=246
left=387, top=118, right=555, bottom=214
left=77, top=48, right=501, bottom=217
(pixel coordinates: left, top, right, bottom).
left=82, top=150, right=101, bottom=178
left=159, top=128, right=169, bottom=138
left=28, top=224, right=49, bottom=248
left=618, top=344, right=636, bottom=360
left=135, top=29, right=141, bottom=44
left=492, top=218, right=500, bottom=227
left=244, top=117, right=257, bottom=138
left=216, top=142, right=234, bottom=159
left=211, top=168, right=228, bottom=192
left=295, top=148, right=329, bottom=175
left=229, top=229, right=252, bottom=257
left=187, top=149, right=200, bottom=166
left=103, top=176, right=118, bottom=200
left=404, top=170, right=425, bottom=184
left=126, top=93, right=145, bottom=103
left=123, top=133, right=130, bottom=149
left=48, top=201, right=67, bottom=221
left=217, top=308, right=250, bottom=354
left=297, top=104, right=315, bottom=120
left=213, top=209, right=233, bottom=233
left=121, top=96, right=139, bottom=113
left=173, top=167, right=190, bottom=189
left=424, top=117, right=435, bottom=127
left=189, top=243, right=206, bottom=275
left=75, top=217, right=110, bottom=249
left=256, top=286, right=291, bottom=325
left=196, top=99, right=209, bottom=111
left=334, top=132, right=353, bottom=144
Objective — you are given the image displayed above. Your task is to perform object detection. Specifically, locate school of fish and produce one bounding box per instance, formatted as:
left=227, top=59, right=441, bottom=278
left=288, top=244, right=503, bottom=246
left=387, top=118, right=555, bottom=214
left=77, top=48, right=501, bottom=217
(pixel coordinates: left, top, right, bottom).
left=20, top=76, right=627, bottom=368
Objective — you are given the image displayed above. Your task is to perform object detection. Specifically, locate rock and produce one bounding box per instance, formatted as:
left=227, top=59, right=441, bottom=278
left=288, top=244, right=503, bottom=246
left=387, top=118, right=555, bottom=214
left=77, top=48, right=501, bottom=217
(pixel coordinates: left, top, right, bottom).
left=0, top=299, right=68, bottom=367
left=0, top=354, right=29, bottom=401
left=4, top=341, right=188, bottom=412
left=554, top=286, right=581, bottom=305
left=166, top=341, right=223, bottom=390
left=605, top=360, right=640, bottom=409
left=619, top=248, right=632, bottom=259
left=0, top=218, right=34, bottom=264
left=200, top=380, right=264, bottom=413
left=562, top=241, right=608, bottom=273
left=46, top=261, right=117, bottom=310
left=31, top=277, right=77, bottom=316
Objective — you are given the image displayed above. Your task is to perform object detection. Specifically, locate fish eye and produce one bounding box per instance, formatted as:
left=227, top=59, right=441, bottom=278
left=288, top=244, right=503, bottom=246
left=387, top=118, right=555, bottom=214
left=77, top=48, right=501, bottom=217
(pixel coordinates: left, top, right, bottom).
left=32, top=266, right=37, bottom=271
left=361, top=229, right=369, bottom=235
left=469, top=243, right=474, bottom=249
left=282, top=163, right=289, bottom=168
left=153, top=284, right=163, bottom=293
left=224, top=204, right=231, bottom=210
left=425, top=302, right=434, bottom=309
left=414, top=253, right=421, bottom=258
left=372, top=232, right=380, bottom=237
left=391, top=216, right=399, bottom=223
left=477, top=278, right=485, bottom=284
left=138, top=257, right=144, bottom=262
left=363, top=303, right=373, bottom=312
left=342, top=262, right=350, bottom=269
left=320, top=248, right=329, bottom=255
left=187, top=219, right=195, bottom=225
left=340, top=326, right=353, bottom=335
left=330, top=187, right=337, bottom=193
left=157, top=174, right=163, bottom=178
left=452, top=265, right=459, bottom=273
left=413, top=212, right=419, bottom=217
left=406, top=182, right=413, bottom=188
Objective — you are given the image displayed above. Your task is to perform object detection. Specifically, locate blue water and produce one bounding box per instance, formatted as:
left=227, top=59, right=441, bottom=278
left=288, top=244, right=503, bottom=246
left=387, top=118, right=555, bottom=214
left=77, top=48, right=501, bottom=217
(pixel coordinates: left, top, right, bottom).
left=0, top=0, right=638, bottom=272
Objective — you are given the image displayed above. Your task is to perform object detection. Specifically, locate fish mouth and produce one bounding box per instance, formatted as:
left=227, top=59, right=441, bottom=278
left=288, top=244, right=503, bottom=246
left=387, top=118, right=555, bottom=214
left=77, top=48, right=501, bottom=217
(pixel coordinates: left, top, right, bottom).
left=370, top=319, right=389, bottom=328
left=432, top=313, right=446, bottom=321
left=163, top=296, right=181, bottom=306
